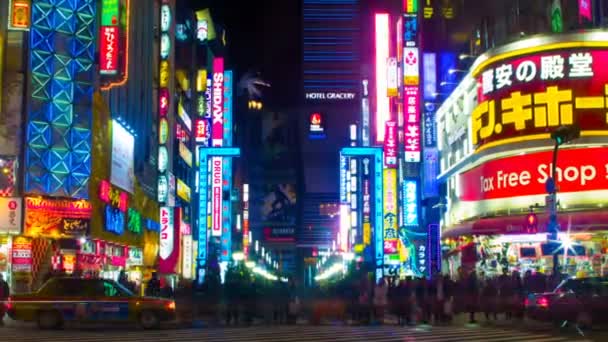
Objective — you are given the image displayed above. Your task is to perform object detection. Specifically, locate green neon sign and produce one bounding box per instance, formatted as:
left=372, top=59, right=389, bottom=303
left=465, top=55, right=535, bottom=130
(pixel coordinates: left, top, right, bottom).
left=102, top=0, right=120, bottom=26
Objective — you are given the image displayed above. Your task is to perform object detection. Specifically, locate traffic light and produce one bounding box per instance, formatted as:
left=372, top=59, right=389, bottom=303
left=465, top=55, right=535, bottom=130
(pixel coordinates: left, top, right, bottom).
left=550, top=125, right=580, bottom=146
left=525, top=212, right=538, bottom=233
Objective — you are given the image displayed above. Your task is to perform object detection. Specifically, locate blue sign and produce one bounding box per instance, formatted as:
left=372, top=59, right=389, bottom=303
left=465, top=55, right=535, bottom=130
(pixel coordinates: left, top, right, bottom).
left=223, top=70, right=233, bottom=145
left=145, top=218, right=160, bottom=232
left=104, top=205, right=125, bottom=235
left=404, top=180, right=418, bottom=226
left=340, top=147, right=383, bottom=279
left=423, top=53, right=437, bottom=101
left=339, top=155, right=348, bottom=203
left=422, top=148, right=439, bottom=198
left=403, top=14, right=418, bottom=43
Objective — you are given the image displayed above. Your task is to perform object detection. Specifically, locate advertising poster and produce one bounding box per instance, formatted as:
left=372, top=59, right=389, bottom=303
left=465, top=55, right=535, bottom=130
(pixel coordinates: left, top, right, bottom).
left=0, top=197, right=21, bottom=235
left=383, top=169, right=398, bottom=258
left=398, top=179, right=427, bottom=276
left=24, top=197, right=91, bottom=237
left=0, top=72, right=24, bottom=156
left=11, top=236, right=32, bottom=273
left=111, top=121, right=135, bottom=193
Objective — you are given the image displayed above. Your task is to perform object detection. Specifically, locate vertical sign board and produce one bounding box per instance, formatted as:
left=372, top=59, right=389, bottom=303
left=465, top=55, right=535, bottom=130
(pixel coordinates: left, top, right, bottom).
left=383, top=169, right=398, bottom=260
left=100, top=0, right=120, bottom=75
left=211, top=58, right=224, bottom=238
left=220, top=70, right=233, bottom=262
left=197, top=152, right=209, bottom=275
left=403, top=179, right=427, bottom=276
left=159, top=206, right=177, bottom=273
left=375, top=14, right=390, bottom=142
left=373, top=151, right=384, bottom=280
left=404, top=86, right=421, bottom=162
left=157, top=1, right=172, bottom=205
left=383, top=121, right=398, bottom=168
left=8, top=0, right=31, bottom=30
left=339, top=155, right=348, bottom=203
left=362, top=158, right=371, bottom=245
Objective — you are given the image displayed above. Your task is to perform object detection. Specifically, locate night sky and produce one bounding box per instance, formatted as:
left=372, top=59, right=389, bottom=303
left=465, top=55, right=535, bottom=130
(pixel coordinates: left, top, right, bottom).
left=192, top=0, right=302, bottom=108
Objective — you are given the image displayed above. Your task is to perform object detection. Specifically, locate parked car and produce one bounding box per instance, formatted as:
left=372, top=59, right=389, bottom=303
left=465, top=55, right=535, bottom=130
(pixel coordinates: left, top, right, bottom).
left=6, top=277, right=176, bottom=329
left=525, top=276, right=608, bottom=327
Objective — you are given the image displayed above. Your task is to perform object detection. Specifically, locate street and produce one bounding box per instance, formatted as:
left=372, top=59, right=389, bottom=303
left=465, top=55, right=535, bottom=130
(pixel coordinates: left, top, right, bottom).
left=0, top=323, right=600, bottom=342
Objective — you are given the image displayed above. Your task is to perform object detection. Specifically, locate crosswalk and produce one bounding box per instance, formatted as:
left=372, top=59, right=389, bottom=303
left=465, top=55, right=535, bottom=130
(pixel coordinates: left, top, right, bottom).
left=0, top=325, right=593, bottom=342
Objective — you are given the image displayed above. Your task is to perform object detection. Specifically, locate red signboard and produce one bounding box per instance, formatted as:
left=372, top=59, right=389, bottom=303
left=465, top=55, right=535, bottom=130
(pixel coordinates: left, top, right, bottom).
left=459, top=147, right=608, bottom=202
left=472, top=49, right=608, bottom=151
left=212, top=58, right=224, bottom=147
left=100, top=26, right=119, bottom=75
left=194, top=118, right=210, bottom=143
left=384, top=121, right=398, bottom=167
left=404, top=86, right=420, bottom=162
left=99, top=179, right=128, bottom=212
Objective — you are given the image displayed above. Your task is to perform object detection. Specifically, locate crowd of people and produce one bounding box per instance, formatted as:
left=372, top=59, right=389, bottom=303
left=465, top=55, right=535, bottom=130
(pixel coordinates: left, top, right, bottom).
left=336, top=267, right=566, bottom=326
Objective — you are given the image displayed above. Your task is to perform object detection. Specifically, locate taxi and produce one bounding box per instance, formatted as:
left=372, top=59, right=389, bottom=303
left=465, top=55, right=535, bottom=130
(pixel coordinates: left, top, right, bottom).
left=6, top=277, right=176, bottom=329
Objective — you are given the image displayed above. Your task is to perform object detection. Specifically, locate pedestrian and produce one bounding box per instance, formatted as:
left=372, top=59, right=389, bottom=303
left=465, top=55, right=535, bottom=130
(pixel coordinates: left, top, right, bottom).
left=373, top=278, right=388, bottom=324
left=0, top=274, right=9, bottom=326
left=145, top=272, right=161, bottom=297
left=415, top=277, right=430, bottom=324
left=498, top=268, right=513, bottom=319
left=481, top=278, right=498, bottom=321
left=511, top=271, right=524, bottom=320
left=433, top=274, right=446, bottom=324
left=465, top=270, right=479, bottom=324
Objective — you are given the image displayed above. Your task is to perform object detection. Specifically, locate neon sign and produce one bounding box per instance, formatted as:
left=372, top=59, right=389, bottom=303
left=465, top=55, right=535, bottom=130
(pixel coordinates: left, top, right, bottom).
left=404, top=86, right=421, bottom=162
left=212, top=58, right=224, bottom=146
left=8, top=0, right=31, bottom=30
left=472, top=48, right=608, bottom=151
left=99, top=179, right=128, bottom=212
left=100, top=0, right=120, bottom=75
left=383, top=121, right=398, bottom=167
left=159, top=206, right=174, bottom=259
left=375, top=13, right=390, bottom=142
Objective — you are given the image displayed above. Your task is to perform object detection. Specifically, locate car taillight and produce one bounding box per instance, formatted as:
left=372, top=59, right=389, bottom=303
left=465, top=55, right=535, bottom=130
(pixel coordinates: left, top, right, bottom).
left=536, top=296, right=549, bottom=308
left=166, top=301, right=175, bottom=310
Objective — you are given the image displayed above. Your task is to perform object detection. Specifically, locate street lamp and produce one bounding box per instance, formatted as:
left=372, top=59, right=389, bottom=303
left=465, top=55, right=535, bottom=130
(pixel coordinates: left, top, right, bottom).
left=440, top=81, right=458, bottom=87
left=448, top=68, right=466, bottom=75
left=548, top=125, right=580, bottom=274
left=459, top=54, right=477, bottom=60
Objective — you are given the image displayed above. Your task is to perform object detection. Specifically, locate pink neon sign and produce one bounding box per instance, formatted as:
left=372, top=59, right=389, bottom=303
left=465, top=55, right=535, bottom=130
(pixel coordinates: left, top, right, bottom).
left=211, top=58, right=224, bottom=147
left=375, top=13, right=390, bottom=142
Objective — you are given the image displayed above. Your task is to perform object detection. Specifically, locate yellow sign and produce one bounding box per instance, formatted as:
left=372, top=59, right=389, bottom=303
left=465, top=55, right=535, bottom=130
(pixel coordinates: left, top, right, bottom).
left=382, top=169, right=398, bottom=248
left=159, top=61, right=170, bottom=88
left=176, top=178, right=191, bottom=203
left=9, top=0, right=31, bottom=30
left=196, top=69, right=207, bottom=92
left=195, top=9, right=216, bottom=40
left=363, top=222, right=371, bottom=245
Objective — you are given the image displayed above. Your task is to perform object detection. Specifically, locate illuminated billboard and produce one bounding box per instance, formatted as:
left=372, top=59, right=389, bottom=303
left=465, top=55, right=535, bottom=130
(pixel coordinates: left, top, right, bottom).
left=383, top=121, right=398, bottom=168
left=212, top=58, right=224, bottom=146
left=383, top=169, right=398, bottom=256
left=471, top=43, right=608, bottom=153
left=460, top=147, right=608, bottom=202
left=404, top=86, right=421, bottom=162
left=375, top=13, right=390, bottom=142
left=8, top=0, right=31, bottom=30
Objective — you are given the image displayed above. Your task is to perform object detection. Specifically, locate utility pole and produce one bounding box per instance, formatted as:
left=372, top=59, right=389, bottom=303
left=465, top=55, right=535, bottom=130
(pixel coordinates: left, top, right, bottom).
left=548, top=125, right=580, bottom=275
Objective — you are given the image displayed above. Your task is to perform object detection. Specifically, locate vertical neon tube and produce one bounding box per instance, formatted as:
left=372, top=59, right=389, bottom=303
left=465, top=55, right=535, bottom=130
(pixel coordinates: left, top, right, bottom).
left=375, top=13, right=390, bottom=142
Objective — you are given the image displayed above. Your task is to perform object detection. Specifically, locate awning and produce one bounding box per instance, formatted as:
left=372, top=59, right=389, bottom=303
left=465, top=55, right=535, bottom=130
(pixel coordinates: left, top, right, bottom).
left=443, top=210, right=608, bottom=239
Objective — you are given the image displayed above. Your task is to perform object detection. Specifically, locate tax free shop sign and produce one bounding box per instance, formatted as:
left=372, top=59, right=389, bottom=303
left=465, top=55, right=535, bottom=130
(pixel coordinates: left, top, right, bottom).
left=459, top=147, right=608, bottom=202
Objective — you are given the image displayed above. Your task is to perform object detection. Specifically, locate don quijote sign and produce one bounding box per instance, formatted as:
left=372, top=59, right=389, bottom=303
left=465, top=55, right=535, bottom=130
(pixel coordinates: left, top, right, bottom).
left=459, top=147, right=608, bottom=202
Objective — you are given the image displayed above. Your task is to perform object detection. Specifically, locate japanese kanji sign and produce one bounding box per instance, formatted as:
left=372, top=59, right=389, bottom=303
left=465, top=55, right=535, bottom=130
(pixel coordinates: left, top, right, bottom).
left=383, top=121, right=398, bottom=168
left=383, top=169, right=398, bottom=254
left=100, top=26, right=119, bottom=75
left=404, top=86, right=421, bottom=162
left=472, top=49, right=608, bottom=151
